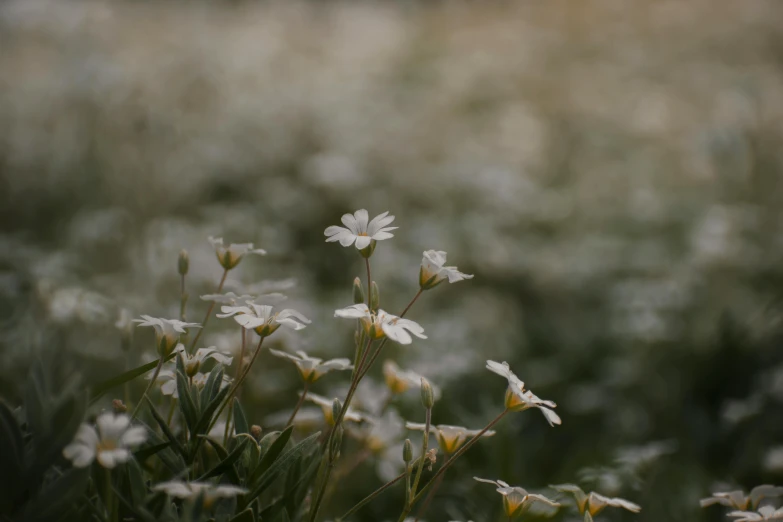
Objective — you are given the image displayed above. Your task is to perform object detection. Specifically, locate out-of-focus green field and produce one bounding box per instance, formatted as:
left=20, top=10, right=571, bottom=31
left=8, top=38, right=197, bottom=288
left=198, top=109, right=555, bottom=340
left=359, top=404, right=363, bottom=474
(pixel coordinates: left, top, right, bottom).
left=2, top=1, right=783, bottom=520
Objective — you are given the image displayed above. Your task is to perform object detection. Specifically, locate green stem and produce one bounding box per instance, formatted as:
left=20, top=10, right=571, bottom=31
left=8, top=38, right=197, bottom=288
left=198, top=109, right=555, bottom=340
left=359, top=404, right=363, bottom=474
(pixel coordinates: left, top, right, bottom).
left=179, top=273, right=188, bottom=322
left=309, top=460, right=335, bottom=522
left=399, top=288, right=422, bottom=319
left=410, top=408, right=431, bottom=501
left=286, top=380, right=310, bottom=427
left=413, top=469, right=445, bottom=522
left=224, top=326, right=247, bottom=445
left=189, top=268, right=229, bottom=352
left=166, top=399, right=176, bottom=426
left=411, top=410, right=508, bottom=505
left=130, top=355, right=164, bottom=420
left=365, top=257, right=372, bottom=307
left=336, top=471, right=406, bottom=521
left=404, top=463, right=412, bottom=514
left=104, top=467, right=114, bottom=521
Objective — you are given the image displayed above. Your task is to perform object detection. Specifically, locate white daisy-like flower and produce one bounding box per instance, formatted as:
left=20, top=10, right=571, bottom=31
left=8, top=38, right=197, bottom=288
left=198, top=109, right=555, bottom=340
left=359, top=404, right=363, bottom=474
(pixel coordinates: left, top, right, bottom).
left=149, top=363, right=232, bottom=398
left=728, top=506, right=783, bottom=522
left=406, top=422, right=496, bottom=455
left=269, top=349, right=352, bottom=383
left=63, top=413, right=147, bottom=469
left=550, top=484, right=641, bottom=517
left=324, top=209, right=397, bottom=250
left=174, top=344, right=233, bottom=377
left=701, top=486, right=783, bottom=511
left=475, top=478, right=559, bottom=518
left=304, top=392, right=367, bottom=426
left=335, top=304, right=426, bottom=345
left=217, top=301, right=310, bottom=337
left=382, top=360, right=441, bottom=399
left=133, top=315, right=201, bottom=356
left=419, top=250, right=474, bottom=290
left=208, top=237, right=266, bottom=270
left=486, top=360, right=561, bottom=426
left=152, top=481, right=247, bottom=508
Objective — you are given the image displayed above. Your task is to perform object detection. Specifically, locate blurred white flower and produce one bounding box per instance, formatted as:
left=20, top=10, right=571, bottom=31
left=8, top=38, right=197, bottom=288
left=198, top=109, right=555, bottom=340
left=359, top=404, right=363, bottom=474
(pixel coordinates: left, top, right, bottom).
left=63, top=413, right=147, bottom=469
left=304, top=392, right=367, bottom=426
left=419, top=250, right=473, bottom=290
left=133, top=315, right=201, bottom=356
left=486, top=360, right=561, bottom=426
left=728, top=506, right=783, bottom=521
left=175, top=344, right=233, bottom=377
left=200, top=292, right=256, bottom=305
left=335, top=304, right=426, bottom=345
left=474, top=477, right=559, bottom=518
left=218, top=302, right=310, bottom=337
left=406, top=422, right=496, bottom=454
left=383, top=360, right=439, bottom=398
left=150, top=360, right=232, bottom=398
left=208, top=236, right=266, bottom=270
left=152, top=481, right=247, bottom=508
left=269, top=349, right=352, bottom=383
left=764, top=448, right=783, bottom=473
left=324, top=209, right=397, bottom=249
left=701, top=486, right=783, bottom=511
left=550, top=484, right=640, bottom=517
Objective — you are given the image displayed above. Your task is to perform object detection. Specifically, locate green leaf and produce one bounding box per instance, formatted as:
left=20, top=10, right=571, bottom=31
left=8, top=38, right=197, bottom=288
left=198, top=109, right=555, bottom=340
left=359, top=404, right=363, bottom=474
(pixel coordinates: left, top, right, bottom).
left=23, top=467, right=90, bottom=521
left=249, top=426, right=293, bottom=485
left=126, top=459, right=148, bottom=506
left=277, top=508, right=291, bottom=522
left=176, top=370, right=198, bottom=433
left=201, top=364, right=224, bottom=406
left=89, top=354, right=174, bottom=403
left=193, top=385, right=231, bottom=437
left=198, top=436, right=249, bottom=481
left=232, top=398, right=250, bottom=436
left=0, top=401, right=24, bottom=508
left=244, top=432, right=320, bottom=504
left=145, top=397, right=187, bottom=459
left=229, top=508, right=256, bottom=522
left=134, top=441, right=172, bottom=462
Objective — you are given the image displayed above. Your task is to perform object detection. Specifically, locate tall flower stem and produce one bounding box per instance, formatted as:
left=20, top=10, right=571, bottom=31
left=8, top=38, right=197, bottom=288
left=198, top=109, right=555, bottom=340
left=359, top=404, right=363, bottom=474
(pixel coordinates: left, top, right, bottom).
left=130, top=355, right=165, bottom=420
left=411, top=410, right=508, bottom=505
left=413, top=471, right=445, bottom=522
left=204, top=336, right=264, bottom=440
left=104, top=468, right=115, bottom=521
left=410, top=407, right=431, bottom=500
left=179, top=273, right=188, bottom=322
left=399, top=288, right=422, bottom=319
left=189, top=268, right=229, bottom=352
left=336, top=471, right=406, bottom=521
left=223, top=327, right=247, bottom=446
left=365, top=258, right=372, bottom=306
left=286, top=380, right=310, bottom=427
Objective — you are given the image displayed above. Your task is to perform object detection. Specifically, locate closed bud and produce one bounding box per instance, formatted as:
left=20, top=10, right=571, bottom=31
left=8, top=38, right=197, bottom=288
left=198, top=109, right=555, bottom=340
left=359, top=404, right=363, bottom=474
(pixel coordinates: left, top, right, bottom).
left=359, top=240, right=377, bottom=259
left=421, top=378, right=435, bottom=409
left=178, top=249, right=189, bottom=276
left=370, top=281, right=380, bottom=312
left=330, top=425, right=343, bottom=461
left=403, top=438, right=413, bottom=463
left=353, top=277, right=365, bottom=304
left=250, top=425, right=263, bottom=441
left=331, top=399, right=343, bottom=426
left=112, top=399, right=127, bottom=413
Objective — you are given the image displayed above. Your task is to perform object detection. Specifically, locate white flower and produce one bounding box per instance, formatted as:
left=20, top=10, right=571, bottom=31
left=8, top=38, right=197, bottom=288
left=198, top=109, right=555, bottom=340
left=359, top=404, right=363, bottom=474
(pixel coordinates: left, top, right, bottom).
left=335, top=304, right=426, bottom=345
left=475, top=478, right=559, bottom=518
left=152, top=481, right=247, bottom=508
left=269, top=349, right=352, bottom=383
left=550, top=484, right=641, bottom=516
left=304, top=392, right=366, bottom=426
left=324, top=209, right=397, bottom=250
left=701, top=486, right=783, bottom=511
left=217, top=301, right=310, bottom=337
left=406, top=422, right=495, bottom=455
left=174, top=344, right=233, bottom=377
left=150, top=362, right=232, bottom=398
left=208, top=236, right=266, bottom=270
left=63, top=413, right=147, bottom=469
left=728, top=506, right=783, bottom=522
left=200, top=292, right=256, bottom=305
left=382, top=360, right=440, bottom=398
left=133, top=315, right=201, bottom=356
left=419, top=250, right=473, bottom=290
left=486, top=360, right=561, bottom=426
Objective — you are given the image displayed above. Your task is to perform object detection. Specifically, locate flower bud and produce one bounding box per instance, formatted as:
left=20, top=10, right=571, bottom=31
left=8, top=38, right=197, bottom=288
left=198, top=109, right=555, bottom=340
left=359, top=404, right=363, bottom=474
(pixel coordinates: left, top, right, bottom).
left=353, top=277, right=365, bottom=304
left=424, top=448, right=438, bottom=471
left=370, top=281, right=380, bottom=312
left=331, top=399, right=343, bottom=426
left=421, top=378, right=435, bottom=409
left=112, top=399, right=127, bottom=413
left=178, top=249, right=189, bottom=276
left=250, top=425, right=263, bottom=441
left=403, top=438, right=413, bottom=463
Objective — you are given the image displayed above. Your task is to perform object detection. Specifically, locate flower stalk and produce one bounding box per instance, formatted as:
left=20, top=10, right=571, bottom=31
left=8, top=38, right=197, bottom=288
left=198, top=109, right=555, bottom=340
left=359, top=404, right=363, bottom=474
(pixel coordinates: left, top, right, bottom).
left=189, top=268, right=229, bottom=352
left=286, top=380, right=310, bottom=427
left=337, top=472, right=406, bottom=521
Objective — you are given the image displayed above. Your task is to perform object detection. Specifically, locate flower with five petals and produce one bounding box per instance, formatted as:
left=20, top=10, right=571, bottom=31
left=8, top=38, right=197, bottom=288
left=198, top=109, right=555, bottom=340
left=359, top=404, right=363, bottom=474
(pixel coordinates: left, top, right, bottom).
left=335, top=304, right=426, bottom=345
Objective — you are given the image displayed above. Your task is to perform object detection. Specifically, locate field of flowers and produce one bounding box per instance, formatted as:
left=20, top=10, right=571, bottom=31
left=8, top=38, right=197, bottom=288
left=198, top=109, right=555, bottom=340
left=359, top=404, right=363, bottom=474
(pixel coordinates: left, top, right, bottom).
left=2, top=1, right=783, bottom=521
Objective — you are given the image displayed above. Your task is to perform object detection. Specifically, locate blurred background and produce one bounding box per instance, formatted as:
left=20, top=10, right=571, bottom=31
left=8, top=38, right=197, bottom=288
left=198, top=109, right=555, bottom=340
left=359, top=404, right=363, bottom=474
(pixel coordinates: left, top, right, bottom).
left=2, top=0, right=783, bottom=520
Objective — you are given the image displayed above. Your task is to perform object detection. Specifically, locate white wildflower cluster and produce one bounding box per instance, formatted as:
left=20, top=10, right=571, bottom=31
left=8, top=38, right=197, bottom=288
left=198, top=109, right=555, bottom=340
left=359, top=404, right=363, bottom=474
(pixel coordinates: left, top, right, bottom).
left=52, top=212, right=645, bottom=522
left=701, top=486, right=783, bottom=522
